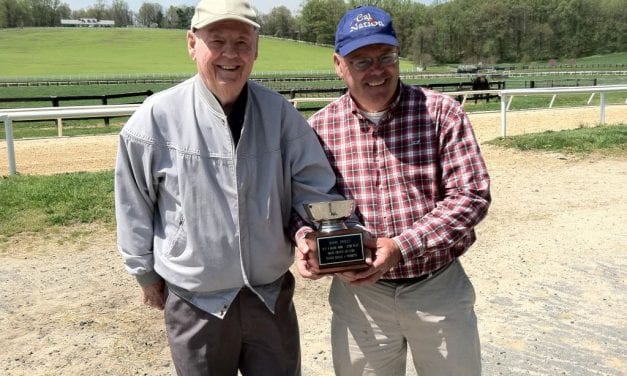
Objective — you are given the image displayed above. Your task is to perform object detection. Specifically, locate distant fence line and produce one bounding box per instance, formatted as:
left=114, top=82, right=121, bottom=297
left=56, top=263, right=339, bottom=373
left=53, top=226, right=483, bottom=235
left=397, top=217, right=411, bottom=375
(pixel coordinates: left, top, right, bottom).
left=0, top=82, right=505, bottom=119
left=0, top=79, right=613, bottom=125
left=1, top=70, right=626, bottom=88
left=0, top=91, right=152, bottom=107
left=498, top=63, right=626, bottom=70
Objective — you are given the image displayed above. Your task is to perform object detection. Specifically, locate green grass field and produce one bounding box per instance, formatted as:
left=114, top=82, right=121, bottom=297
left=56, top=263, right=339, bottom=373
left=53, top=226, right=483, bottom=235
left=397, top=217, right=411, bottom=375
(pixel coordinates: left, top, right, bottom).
left=575, top=52, right=627, bottom=66
left=0, top=28, right=625, bottom=78
left=0, top=28, right=193, bottom=77
left=0, top=171, right=115, bottom=237
left=487, top=124, right=627, bottom=154
left=0, top=28, right=415, bottom=77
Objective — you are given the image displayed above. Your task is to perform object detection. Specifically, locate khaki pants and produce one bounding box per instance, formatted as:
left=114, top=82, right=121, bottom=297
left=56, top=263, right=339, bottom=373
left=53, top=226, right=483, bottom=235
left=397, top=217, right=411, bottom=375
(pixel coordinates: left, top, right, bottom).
left=330, top=259, right=481, bottom=376
left=164, top=272, right=301, bottom=376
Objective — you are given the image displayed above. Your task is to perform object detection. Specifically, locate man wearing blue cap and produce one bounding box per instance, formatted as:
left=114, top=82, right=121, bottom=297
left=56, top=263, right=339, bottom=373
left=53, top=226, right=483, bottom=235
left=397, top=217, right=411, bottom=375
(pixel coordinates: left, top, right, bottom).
left=296, top=6, right=491, bottom=375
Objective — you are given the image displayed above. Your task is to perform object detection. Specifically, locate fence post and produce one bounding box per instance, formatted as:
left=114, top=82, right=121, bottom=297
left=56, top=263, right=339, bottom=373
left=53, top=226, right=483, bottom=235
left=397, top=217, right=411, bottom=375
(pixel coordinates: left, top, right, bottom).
left=102, top=96, right=109, bottom=126
left=500, top=94, right=508, bottom=138
left=3, top=116, right=17, bottom=175
left=51, top=95, right=62, bottom=131
left=600, top=92, right=606, bottom=125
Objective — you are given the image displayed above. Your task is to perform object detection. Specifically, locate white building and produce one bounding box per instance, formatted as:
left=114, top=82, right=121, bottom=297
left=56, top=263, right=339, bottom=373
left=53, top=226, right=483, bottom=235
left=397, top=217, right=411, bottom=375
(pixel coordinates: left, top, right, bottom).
left=61, top=18, right=115, bottom=27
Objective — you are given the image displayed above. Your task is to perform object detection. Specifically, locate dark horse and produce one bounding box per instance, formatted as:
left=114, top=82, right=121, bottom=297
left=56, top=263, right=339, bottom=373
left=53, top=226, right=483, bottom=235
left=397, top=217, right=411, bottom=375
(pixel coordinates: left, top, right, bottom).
left=471, top=75, right=490, bottom=103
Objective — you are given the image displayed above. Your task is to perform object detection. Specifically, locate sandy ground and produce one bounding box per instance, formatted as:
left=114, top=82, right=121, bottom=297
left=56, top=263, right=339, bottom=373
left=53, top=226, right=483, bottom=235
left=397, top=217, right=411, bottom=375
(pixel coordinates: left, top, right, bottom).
left=0, top=105, right=626, bottom=375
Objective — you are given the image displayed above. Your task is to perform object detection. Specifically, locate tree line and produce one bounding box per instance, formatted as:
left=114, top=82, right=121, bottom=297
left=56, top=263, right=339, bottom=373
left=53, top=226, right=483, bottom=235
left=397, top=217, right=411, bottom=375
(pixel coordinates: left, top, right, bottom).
left=262, top=0, right=626, bottom=66
left=0, top=0, right=194, bottom=29
left=1, top=0, right=625, bottom=66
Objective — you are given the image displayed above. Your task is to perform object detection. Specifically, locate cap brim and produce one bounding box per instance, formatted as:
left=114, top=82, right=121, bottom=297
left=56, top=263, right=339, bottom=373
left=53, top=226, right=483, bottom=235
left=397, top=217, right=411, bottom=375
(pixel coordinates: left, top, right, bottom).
left=192, top=15, right=260, bottom=30
left=338, top=35, right=399, bottom=57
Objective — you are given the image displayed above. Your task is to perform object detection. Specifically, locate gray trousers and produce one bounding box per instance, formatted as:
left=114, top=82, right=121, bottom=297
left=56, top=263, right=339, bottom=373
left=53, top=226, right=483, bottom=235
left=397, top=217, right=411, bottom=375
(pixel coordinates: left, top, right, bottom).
left=164, top=272, right=301, bottom=376
left=330, top=259, right=481, bottom=376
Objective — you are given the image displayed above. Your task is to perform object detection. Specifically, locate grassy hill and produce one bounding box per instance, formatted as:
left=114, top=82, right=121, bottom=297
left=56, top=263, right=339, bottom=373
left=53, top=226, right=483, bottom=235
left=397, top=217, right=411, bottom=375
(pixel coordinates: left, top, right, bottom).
left=554, top=52, right=627, bottom=65
left=0, top=27, right=415, bottom=77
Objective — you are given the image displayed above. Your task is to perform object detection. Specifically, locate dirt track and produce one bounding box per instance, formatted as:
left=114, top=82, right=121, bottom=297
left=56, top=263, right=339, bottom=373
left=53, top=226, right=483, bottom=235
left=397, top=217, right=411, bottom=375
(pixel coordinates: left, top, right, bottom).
left=1, top=105, right=626, bottom=176
left=0, top=106, right=626, bottom=375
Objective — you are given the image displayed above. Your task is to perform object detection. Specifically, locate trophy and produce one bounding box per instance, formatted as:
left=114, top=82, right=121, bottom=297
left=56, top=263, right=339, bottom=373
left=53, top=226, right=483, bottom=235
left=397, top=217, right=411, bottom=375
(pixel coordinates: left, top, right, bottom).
left=303, top=200, right=368, bottom=274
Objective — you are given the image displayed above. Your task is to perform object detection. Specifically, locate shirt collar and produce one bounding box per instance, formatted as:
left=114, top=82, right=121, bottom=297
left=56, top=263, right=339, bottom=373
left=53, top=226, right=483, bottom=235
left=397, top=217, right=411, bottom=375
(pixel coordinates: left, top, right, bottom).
left=346, top=81, right=405, bottom=131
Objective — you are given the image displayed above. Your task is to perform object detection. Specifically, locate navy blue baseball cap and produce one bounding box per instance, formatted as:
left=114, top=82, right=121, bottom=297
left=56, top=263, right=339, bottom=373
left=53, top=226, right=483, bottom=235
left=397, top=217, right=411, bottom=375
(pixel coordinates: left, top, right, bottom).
left=335, top=6, right=399, bottom=57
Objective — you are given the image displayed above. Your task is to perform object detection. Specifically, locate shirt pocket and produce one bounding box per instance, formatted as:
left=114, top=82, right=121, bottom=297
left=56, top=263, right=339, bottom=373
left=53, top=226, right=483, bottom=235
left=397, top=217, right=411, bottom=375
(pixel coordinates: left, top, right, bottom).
left=165, top=214, right=187, bottom=258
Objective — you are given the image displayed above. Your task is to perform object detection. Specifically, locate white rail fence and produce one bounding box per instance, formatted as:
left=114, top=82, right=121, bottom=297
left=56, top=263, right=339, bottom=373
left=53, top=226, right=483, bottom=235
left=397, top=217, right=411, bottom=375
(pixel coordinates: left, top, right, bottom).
left=2, top=85, right=627, bottom=175
left=2, top=104, right=140, bottom=176
left=497, top=85, right=627, bottom=138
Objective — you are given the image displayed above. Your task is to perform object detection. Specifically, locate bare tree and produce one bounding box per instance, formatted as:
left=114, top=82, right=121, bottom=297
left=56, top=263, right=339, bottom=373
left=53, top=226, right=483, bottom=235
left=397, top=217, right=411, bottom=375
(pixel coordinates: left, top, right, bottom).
left=111, top=0, right=131, bottom=26
left=137, top=2, right=163, bottom=27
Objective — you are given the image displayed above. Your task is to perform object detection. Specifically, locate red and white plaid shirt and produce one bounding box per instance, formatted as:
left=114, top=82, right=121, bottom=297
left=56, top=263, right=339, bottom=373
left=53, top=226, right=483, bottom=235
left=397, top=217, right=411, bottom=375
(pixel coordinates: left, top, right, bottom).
left=308, top=83, right=491, bottom=279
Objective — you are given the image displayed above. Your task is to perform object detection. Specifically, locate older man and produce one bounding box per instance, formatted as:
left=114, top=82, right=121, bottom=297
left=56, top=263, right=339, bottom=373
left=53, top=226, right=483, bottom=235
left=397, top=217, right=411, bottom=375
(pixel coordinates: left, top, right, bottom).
left=114, top=0, right=342, bottom=374
left=297, top=6, right=491, bottom=376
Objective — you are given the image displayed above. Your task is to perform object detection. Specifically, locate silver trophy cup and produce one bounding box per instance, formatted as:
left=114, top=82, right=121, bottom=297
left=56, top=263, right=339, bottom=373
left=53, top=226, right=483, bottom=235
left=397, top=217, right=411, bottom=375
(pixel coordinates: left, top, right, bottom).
left=304, top=200, right=367, bottom=273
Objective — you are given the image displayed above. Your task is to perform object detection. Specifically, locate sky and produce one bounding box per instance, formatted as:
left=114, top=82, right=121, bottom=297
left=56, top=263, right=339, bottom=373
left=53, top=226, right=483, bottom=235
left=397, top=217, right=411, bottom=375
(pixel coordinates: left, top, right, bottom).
left=64, top=0, right=431, bottom=15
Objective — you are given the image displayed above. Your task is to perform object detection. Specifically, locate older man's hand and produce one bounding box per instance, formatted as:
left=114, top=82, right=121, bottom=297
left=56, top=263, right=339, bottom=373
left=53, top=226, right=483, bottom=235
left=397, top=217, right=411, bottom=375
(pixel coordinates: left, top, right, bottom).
left=141, top=280, right=166, bottom=310
left=295, top=236, right=324, bottom=280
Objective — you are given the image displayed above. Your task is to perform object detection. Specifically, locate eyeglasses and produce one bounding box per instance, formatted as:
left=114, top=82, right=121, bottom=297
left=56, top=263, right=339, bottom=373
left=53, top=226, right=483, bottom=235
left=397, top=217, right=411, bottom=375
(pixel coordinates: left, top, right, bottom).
left=348, top=52, right=399, bottom=71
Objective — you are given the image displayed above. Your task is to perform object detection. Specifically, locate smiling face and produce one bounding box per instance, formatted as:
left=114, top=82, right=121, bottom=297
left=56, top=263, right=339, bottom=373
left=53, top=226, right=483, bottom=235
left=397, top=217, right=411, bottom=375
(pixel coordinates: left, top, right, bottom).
left=334, top=44, right=400, bottom=112
left=187, top=20, right=258, bottom=109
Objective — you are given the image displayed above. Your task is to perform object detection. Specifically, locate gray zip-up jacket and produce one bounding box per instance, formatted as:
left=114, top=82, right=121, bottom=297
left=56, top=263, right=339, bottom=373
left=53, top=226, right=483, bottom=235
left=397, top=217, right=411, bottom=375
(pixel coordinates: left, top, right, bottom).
left=115, top=75, right=340, bottom=293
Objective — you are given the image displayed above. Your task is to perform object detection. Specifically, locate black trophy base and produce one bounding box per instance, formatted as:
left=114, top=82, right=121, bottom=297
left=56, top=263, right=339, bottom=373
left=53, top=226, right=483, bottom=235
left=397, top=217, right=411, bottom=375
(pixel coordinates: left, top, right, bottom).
left=318, top=260, right=369, bottom=274
left=314, top=229, right=368, bottom=274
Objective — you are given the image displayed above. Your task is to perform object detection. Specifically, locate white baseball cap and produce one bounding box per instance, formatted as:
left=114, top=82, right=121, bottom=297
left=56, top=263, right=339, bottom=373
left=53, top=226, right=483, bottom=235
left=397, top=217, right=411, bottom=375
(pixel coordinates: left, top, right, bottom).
left=191, top=0, right=260, bottom=30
